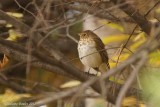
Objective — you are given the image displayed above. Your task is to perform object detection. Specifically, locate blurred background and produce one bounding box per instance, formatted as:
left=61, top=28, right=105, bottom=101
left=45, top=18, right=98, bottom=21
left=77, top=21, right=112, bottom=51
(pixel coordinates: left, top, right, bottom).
left=0, top=0, right=160, bottom=107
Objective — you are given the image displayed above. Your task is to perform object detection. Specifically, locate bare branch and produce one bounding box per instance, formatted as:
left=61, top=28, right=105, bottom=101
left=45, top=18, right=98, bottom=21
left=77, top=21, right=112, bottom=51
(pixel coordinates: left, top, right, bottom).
left=110, top=0, right=151, bottom=34
left=115, top=53, right=147, bottom=107
left=0, top=73, right=37, bottom=94
left=0, top=38, right=71, bottom=78
left=64, top=3, right=134, bottom=23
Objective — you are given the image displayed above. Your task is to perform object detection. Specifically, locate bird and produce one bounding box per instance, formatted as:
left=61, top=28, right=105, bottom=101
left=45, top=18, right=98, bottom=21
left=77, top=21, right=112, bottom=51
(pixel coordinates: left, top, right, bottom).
left=77, top=30, right=110, bottom=74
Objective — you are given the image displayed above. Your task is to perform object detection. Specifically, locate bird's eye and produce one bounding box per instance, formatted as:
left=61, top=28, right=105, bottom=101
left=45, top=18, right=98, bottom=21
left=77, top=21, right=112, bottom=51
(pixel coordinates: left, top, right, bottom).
left=83, top=33, right=87, bottom=37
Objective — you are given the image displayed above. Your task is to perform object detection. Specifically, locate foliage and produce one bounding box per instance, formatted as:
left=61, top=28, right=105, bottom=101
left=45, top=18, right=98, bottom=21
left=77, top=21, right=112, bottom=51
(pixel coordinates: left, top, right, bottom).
left=0, top=0, right=159, bottom=107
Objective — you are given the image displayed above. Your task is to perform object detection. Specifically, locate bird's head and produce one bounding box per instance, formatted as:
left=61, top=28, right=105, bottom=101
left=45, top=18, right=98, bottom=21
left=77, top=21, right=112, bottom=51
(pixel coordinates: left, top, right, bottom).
left=78, top=30, right=97, bottom=40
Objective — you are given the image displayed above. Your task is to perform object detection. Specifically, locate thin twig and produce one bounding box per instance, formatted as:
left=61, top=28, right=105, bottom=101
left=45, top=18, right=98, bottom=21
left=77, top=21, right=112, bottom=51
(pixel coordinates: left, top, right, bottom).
left=0, top=73, right=38, bottom=93
left=145, top=1, right=160, bottom=16
left=111, top=0, right=151, bottom=34
left=115, top=52, right=147, bottom=107
left=14, top=0, right=38, bottom=21
left=66, top=25, right=78, bottom=43
left=0, top=62, right=26, bottom=74
left=116, top=25, right=138, bottom=66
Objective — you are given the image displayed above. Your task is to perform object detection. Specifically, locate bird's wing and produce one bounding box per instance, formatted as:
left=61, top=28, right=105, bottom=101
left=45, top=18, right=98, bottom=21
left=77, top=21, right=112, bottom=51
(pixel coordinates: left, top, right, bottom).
left=93, top=37, right=110, bottom=69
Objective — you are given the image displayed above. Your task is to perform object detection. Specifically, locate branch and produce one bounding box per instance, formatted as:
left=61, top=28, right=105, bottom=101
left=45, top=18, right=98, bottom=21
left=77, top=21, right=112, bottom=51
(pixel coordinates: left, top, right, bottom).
left=0, top=38, right=141, bottom=105
left=110, top=0, right=151, bottom=35
left=34, top=26, right=160, bottom=106
left=0, top=8, right=159, bottom=105
left=0, top=73, right=37, bottom=94
left=0, top=38, right=71, bottom=78
left=116, top=53, right=147, bottom=107
left=64, top=4, right=134, bottom=23
left=0, top=9, right=88, bottom=82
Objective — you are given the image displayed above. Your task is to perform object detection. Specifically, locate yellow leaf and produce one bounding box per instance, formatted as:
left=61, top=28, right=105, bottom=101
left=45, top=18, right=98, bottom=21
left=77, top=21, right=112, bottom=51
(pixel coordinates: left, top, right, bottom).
left=102, top=34, right=130, bottom=44
left=109, top=62, right=116, bottom=68
left=0, top=89, right=30, bottom=106
left=99, top=20, right=124, bottom=32
left=149, top=51, right=160, bottom=67
left=108, top=23, right=124, bottom=32
left=133, top=32, right=146, bottom=42
left=129, top=32, right=146, bottom=51
left=109, top=76, right=124, bottom=84
left=130, top=40, right=145, bottom=51
left=6, top=29, right=23, bottom=41
left=60, top=80, right=81, bottom=88
left=5, top=24, right=13, bottom=28
left=122, top=97, right=145, bottom=107
left=6, top=12, right=23, bottom=18
left=111, top=53, right=130, bottom=62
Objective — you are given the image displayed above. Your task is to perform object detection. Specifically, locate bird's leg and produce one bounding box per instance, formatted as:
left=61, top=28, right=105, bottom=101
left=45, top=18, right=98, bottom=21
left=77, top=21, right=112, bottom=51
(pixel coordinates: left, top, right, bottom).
left=94, top=67, right=99, bottom=76
left=84, top=68, right=93, bottom=76
left=87, top=68, right=91, bottom=74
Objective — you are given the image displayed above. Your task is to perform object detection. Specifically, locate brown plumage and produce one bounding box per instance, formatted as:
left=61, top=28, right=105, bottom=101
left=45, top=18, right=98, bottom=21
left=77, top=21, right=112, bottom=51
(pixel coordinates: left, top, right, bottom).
left=78, top=30, right=110, bottom=73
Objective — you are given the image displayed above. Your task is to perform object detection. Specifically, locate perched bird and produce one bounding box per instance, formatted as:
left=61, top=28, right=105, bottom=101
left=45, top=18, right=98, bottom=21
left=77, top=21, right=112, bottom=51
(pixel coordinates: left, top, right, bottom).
left=78, top=30, right=110, bottom=74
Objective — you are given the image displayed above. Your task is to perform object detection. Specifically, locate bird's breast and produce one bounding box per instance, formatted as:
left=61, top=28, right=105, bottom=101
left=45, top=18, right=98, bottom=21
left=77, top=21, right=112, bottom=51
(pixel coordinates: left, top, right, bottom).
left=78, top=41, right=102, bottom=68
